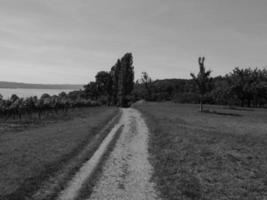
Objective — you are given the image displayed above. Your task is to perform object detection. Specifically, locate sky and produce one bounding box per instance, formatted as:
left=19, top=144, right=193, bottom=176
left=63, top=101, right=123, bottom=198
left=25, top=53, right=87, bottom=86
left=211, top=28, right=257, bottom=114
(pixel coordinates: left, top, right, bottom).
left=0, top=0, right=266, bottom=84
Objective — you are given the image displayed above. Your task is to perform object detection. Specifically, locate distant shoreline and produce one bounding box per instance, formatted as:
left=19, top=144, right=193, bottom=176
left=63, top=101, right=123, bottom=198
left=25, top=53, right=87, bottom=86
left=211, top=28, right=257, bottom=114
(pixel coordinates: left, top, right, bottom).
left=0, top=88, right=76, bottom=99
left=0, top=87, right=77, bottom=90
left=0, top=81, right=83, bottom=90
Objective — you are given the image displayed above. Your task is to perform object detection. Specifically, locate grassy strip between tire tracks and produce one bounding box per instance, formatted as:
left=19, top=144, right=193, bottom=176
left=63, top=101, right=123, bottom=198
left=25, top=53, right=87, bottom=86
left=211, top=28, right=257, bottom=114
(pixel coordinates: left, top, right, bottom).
left=75, top=125, right=124, bottom=200
left=0, top=107, right=120, bottom=200
left=135, top=102, right=267, bottom=200
left=35, top=110, right=122, bottom=200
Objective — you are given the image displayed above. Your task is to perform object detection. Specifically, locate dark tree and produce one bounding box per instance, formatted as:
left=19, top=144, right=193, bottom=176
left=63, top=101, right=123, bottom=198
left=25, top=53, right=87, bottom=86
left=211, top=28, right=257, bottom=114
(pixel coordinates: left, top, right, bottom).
left=95, top=71, right=113, bottom=104
left=110, top=59, right=121, bottom=106
left=84, top=81, right=99, bottom=100
left=190, top=57, right=212, bottom=112
left=95, top=71, right=112, bottom=94
left=117, top=53, right=134, bottom=107
left=227, top=67, right=255, bottom=107
left=140, top=72, right=153, bottom=100
left=83, top=53, right=134, bottom=107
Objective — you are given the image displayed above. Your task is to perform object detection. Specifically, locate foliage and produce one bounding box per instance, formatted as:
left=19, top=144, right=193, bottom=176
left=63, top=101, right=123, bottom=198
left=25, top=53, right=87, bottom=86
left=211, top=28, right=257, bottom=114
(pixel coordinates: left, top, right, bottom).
left=117, top=53, right=134, bottom=107
left=0, top=52, right=135, bottom=120
left=84, top=53, right=135, bottom=107
left=190, top=57, right=212, bottom=111
left=110, top=59, right=121, bottom=106
left=83, top=82, right=99, bottom=100
left=95, top=71, right=113, bottom=101
left=140, top=72, right=153, bottom=100
left=227, top=67, right=267, bottom=107
left=132, top=64, right=267, bottom=108
left=0, top=91, right=99, bottom=120
left=173, top=92, right=199, bottom=104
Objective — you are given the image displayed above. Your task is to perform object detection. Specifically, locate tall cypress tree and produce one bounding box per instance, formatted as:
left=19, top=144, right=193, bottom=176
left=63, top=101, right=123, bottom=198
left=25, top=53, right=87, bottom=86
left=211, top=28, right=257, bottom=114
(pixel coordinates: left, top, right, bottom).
left=109, top=53, right=134, bottom=107
left=117, top=53, right=134, bottom=107
left=110, top=59, right=121, bottom=106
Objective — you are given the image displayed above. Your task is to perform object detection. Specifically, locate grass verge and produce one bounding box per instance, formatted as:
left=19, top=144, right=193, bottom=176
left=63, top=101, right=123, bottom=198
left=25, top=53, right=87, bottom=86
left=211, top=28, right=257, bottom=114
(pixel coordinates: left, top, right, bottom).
left=0, top=107, right=119, bottom=200
left=33, top=110, right=122, bottom=200
left=75, top=125, right=124, bottom=200
left=134, top=102, right=267, bottom=200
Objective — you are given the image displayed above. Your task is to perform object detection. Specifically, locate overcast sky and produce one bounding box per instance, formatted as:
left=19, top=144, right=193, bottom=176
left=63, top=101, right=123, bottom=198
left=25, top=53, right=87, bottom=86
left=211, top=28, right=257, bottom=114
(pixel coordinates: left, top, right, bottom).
left=0, top=0, right=266, bottom=84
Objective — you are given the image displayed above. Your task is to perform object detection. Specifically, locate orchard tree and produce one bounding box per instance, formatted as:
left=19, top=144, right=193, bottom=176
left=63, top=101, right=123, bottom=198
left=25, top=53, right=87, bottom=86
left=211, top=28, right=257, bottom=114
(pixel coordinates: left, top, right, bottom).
left=190, top=57, right=212, bottom=112
left=227, top=67, right=267, bottom=107
left=227, top=67, right=254, bottom=107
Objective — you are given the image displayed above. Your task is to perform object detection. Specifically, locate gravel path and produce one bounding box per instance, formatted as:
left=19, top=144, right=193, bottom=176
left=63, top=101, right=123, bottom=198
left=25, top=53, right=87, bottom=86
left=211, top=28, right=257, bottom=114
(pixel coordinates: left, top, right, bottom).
left=88, top=108, right=159, bottom=200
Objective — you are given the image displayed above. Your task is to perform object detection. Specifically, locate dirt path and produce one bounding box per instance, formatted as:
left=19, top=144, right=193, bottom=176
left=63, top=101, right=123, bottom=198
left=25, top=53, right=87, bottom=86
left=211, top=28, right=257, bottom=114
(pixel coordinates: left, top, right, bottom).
left=88, top=108, right=159, bottom=200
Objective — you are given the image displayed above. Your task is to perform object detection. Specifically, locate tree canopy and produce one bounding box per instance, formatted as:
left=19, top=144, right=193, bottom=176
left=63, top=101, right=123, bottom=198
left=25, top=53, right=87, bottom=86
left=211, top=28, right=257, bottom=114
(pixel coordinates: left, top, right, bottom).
left=190, top=57, right=212, bottom=111
left=84, top=53, right=135, bottom=107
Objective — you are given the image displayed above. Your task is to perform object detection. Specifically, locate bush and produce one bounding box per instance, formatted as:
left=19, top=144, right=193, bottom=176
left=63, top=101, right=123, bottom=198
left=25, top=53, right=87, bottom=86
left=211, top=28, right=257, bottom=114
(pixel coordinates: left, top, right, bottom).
left=173, top=93, right=199, bottom=104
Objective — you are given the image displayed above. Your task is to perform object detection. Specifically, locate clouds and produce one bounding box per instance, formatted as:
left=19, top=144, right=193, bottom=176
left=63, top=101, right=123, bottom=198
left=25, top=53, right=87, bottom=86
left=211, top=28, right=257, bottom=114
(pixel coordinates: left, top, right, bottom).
left=0, top=0, right=266, bottom=84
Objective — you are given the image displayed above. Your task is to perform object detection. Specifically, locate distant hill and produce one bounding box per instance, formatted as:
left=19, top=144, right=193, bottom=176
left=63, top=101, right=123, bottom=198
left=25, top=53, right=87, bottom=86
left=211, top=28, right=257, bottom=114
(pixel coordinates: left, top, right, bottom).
left=0, top=81, right=83, bottom=90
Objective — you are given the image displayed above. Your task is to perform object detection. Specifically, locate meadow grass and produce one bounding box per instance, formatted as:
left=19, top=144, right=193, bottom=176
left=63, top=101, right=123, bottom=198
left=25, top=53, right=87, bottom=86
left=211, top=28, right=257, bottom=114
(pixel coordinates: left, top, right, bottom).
left=135, top=102, right=267, bottom=200
left=0, top=106, right=119, bottom=199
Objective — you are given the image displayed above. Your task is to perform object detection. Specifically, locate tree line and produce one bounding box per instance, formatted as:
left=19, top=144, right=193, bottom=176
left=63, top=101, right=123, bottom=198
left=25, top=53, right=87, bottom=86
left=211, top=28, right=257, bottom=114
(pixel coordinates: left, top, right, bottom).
left=0, top=52, right=135, bottom=120
left=132, top=58, right=267, bottom=108
left=83, top=52, right=134, bottom=107
left=0, top=91, right=99, bottom=120
left=2, top=53, right=264, bottom=120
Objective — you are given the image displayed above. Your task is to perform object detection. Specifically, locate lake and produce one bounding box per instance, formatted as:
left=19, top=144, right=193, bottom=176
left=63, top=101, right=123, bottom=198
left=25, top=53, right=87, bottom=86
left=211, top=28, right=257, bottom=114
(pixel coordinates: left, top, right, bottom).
left=0, top=88, right=74, bottom=99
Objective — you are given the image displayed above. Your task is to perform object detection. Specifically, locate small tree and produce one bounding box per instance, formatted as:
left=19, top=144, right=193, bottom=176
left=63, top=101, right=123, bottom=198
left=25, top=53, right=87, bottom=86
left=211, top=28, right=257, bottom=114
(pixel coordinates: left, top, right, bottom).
left=95, top=71, right=112, bottom=95
left=95, top=71, right=112, bottom=105
left=83, top=81, right=99, bottom=100
left=190, top=57, right=212, bottom=112
left=140, top=72, right=153, bottom=100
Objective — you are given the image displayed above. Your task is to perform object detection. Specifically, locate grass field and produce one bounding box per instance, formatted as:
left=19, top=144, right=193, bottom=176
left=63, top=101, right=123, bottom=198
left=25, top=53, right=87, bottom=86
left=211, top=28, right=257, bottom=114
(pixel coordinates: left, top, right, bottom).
left=0, top=106, right=119, bottom=199
left=134, top=102, right=267, bottom=200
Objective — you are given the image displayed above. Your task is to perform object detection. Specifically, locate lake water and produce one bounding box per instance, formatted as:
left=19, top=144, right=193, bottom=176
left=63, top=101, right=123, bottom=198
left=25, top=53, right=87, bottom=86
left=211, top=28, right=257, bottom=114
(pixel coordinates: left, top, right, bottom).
left=0, top=88, right=74, bottom=99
